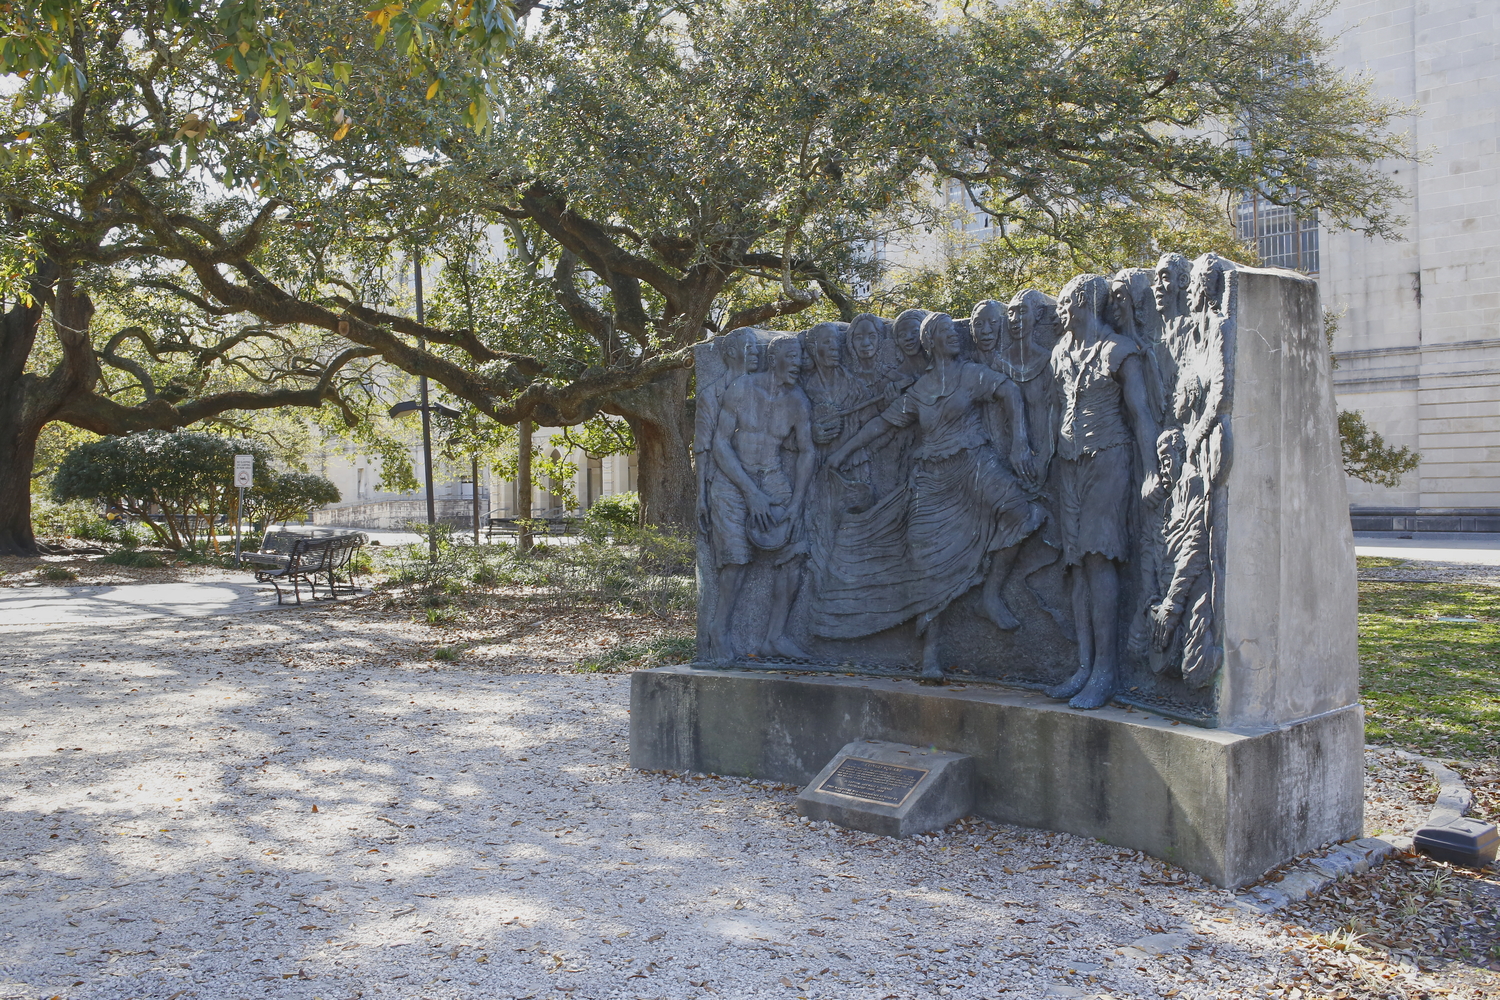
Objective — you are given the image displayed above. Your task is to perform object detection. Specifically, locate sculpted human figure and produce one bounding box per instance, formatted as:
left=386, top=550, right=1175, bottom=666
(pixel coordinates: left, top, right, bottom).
left=998, top=289, right=1061, bottom=472
left=1111, top=268, right=1168, bottom=420
left=845, top=314, right=892, bottom=418
left=1044, top=274, right=1160, bottom=710
left=970, top=299, right=1006, bottom=368
left=1150, top=255, right=1232, bottom=687
left=1152, top=252, right=1194, bottom=404
left=695, top=327, right=760, bottom=534
left=801, top=323, right=860, bottom=449
left=1109, top=270, right=1173, bottom=658
left=970, top=299, right=1010, bottom=464
left=890, top=308, right=930, bottom=390
left=819, top=313, right=1045, bottom=678
left=706, top=335, right=816, bottom=663
left=841, top=313, right=903, bottom=501
left=800, top=321, right=874, bottom=533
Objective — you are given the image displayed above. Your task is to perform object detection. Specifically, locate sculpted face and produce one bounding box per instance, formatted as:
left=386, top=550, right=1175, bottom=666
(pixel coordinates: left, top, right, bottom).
left=923, top=315, right=962, bottom=359
left=894, top=314, right=923, bottom=357
left=811, top=327, right=841, bottom=371
left=1057, top=292, right=1078, bottom=333
left=724, top=331, right=759, bottom=374
left=1153, top=263, right=1177, bottom=317
left=1106, top=279, right=1134, bottom=336
left=849, top=318, right=879, bottom=363
left=741, top=336, right=761, bottom=373
left=1007, top=299, right=1025, bottom=336
left=770, top=338, right=803, bottom=385
left=971, top=302, right=1004, bottom=353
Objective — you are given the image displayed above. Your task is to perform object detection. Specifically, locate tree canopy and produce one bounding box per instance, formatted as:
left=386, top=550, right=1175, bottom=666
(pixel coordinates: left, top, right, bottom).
left=1, top=0, right=1411, bottom=547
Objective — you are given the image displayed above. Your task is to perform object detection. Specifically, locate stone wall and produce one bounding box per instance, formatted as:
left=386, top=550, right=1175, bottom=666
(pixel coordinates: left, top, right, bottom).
left=313, top=499, right=479, bottom=530
left=1322, top=1, right=1500, bottom=514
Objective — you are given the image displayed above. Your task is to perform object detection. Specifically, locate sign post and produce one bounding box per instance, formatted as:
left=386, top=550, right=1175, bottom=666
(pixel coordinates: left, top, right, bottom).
left=233, top=454, right=253, bottom=565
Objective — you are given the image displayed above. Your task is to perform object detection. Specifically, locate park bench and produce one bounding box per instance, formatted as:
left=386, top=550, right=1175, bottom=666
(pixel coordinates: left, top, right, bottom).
left=484, top=516, right=581, bottom=540
left=485, top=517, right=520, bottom=541
left=246, top=532, right=367, bottom=605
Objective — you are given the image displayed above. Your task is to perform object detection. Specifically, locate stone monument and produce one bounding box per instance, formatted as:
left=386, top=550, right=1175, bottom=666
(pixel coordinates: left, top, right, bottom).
left=632, top=256, right=1363, bottom=887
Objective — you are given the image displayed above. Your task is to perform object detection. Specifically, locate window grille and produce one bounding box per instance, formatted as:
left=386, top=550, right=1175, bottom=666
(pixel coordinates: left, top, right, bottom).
left=1237, top=194, right=1319, bottom=274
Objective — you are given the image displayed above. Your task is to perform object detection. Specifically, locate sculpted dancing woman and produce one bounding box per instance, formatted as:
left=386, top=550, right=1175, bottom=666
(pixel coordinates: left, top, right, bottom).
left=816, top=313, right=1045, bottom=680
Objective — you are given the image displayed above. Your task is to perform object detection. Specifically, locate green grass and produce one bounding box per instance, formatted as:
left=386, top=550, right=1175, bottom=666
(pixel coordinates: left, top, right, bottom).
left=577, top=634, right=696, bottom=673
left=41, top=566, right=78, bottom=581
left=1356, top=555, right=1409, bottom=570
left=1359, top=580, right=1500, bottom=760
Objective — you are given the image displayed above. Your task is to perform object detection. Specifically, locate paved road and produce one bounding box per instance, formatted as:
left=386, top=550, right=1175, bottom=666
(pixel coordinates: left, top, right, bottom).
left=1354, top=532, right=1500, bottom=566
left=0, top=581, right=302, bottom=627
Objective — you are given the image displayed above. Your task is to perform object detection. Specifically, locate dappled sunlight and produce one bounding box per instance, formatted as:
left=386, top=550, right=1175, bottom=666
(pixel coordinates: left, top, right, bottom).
left=2, top=608, right=1495, bottom=998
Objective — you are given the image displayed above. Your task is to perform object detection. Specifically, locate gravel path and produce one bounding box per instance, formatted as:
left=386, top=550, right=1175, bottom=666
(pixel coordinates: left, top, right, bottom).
left=1, top=609, right=1495, bottom=1000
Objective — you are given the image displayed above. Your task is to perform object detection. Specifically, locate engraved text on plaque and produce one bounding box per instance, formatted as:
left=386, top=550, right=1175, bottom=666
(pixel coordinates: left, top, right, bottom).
left=817, top=757, right=929, bottom=807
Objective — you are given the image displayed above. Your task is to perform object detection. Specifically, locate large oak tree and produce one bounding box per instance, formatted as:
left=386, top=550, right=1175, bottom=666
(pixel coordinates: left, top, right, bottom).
left=1, top=0, right=1407, bottom=552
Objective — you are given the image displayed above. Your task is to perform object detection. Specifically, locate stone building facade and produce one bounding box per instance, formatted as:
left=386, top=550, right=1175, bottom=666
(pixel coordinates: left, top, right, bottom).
left=1317, top=0, right=1500, bottom=531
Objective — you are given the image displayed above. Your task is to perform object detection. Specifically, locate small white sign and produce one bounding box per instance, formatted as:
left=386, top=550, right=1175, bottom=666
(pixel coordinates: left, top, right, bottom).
left=233, top=454, right=254, bottom=488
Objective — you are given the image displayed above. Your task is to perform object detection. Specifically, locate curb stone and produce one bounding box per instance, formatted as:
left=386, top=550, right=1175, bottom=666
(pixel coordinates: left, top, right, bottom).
left=1233, top=749, right=1483, bottom=913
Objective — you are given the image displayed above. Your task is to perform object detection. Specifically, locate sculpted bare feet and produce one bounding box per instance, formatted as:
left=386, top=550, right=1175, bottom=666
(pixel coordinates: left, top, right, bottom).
left=1045, top=664, right=1090, bottom=701
left=769, top=636, right=811, bottom=661
left=980, top=591, right=1021, bottom=631
left=919, top=644, right=945, bottom=683
left=1068, top=669, right=1116, bottom=710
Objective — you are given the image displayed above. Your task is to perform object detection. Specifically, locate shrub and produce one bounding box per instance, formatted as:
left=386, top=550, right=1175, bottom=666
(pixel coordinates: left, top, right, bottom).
left=41, top=566, right=78, bottom=582
left=432, top=646, right=461, bottom=661
left=244, top=471, right=341, bottom=527
left=101, top=550, right=165, bottom=568
left=29, top=496, right=120, bottom=542
left=538, top=527, right=697, bottom=617
left=424, top=606, right=460, bottom=626
left=52, top=430, right=272, bottom=551
left=582, top=491, right=640, bottom=541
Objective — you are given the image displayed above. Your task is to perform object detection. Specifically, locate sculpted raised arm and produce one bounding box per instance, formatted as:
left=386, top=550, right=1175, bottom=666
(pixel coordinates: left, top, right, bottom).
left=826, top=411, right=898, bottom=470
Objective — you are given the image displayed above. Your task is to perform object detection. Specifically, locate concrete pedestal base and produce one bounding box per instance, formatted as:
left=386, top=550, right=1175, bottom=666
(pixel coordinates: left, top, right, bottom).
left=630, top=666, right=1364, bottom=888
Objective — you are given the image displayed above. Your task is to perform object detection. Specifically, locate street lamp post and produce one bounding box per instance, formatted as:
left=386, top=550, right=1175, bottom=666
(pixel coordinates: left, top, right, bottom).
left=388, top=397, right=461, bottom=561
left=414, top=257, right=438, bottom=562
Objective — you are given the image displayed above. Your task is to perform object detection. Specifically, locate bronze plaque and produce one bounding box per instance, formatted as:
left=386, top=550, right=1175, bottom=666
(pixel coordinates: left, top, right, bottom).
left=818, top=757, right=928, bottom=807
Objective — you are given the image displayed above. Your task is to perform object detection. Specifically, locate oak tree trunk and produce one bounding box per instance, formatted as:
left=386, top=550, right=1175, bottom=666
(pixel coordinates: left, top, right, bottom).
left=610, top=368, right=696, bottom=529
left=0, top=413, right=42, bottom=557
left=0, top=269, right=97, bottom=556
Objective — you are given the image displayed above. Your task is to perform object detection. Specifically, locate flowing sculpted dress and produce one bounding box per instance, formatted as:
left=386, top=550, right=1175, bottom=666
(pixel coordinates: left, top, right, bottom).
left=811, top=362, right=1044, bottom=639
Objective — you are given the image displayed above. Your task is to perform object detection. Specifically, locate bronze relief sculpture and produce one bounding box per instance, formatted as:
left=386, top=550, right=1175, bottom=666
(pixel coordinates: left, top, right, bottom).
left=693, top=254, right=1236, bottom=721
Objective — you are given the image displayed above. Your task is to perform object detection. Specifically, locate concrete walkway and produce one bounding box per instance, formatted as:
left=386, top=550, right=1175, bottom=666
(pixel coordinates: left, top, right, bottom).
left=1355, top=532, right=1500, bottom=566
left=0, top=581, right=298, bottom=627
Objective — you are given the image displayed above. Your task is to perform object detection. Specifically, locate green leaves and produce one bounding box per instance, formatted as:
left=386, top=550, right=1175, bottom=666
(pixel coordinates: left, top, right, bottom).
left=943, top=0, right=1407, bottom=239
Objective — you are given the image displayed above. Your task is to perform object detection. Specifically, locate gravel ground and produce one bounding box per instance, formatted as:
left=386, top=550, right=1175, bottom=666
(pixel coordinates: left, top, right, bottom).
left=1362, top=751, right=1437, bottom=840
left=0, top=552, right=243, bottom=589
left=1, top=605, right=1496, bottom=1000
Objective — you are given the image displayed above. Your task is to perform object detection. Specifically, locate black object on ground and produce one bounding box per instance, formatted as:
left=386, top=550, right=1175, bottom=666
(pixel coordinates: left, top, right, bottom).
left=1413, top=817, right=1499, bottom=868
